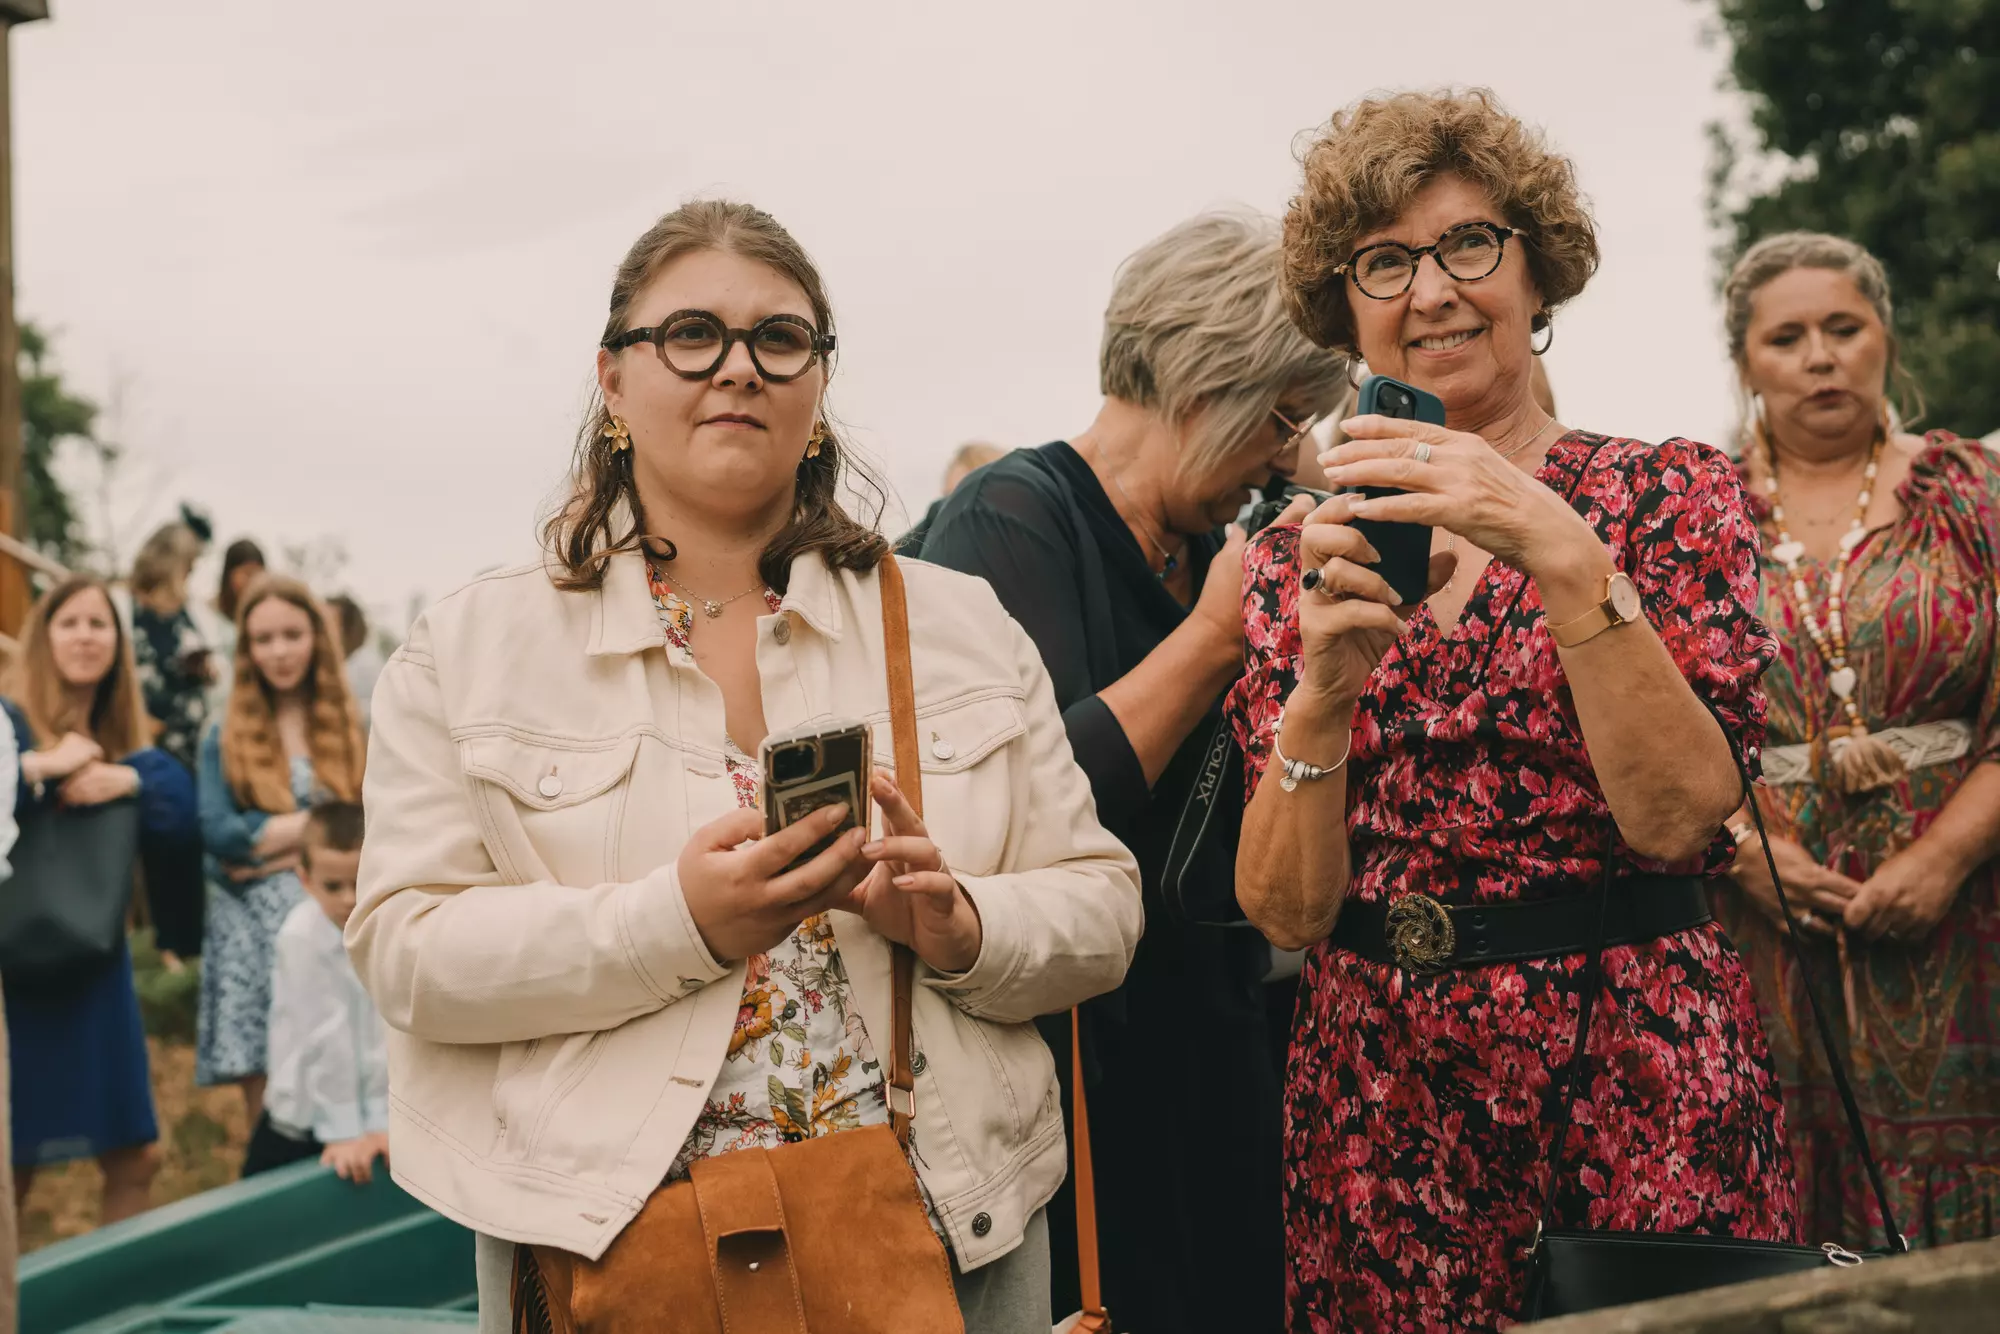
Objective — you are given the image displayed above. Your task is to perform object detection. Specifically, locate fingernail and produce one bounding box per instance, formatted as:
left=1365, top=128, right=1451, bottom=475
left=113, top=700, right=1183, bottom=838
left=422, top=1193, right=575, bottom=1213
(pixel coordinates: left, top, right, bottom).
left=894, top=875, right=917, bottom=888
left=862, top=840, right=884, bottom=855
left=1348, top=497, right=1372, bottom=514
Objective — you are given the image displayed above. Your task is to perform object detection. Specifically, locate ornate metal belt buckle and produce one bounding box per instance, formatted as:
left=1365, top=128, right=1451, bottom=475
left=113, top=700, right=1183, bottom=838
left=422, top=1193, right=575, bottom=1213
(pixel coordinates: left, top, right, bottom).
left=1384, top=894, right=1456, bottom=974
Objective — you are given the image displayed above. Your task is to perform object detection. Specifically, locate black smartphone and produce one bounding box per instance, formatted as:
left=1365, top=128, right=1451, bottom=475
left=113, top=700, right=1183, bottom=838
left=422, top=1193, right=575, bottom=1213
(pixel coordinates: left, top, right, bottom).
left=1349, top=374, right=1446, bottom=605
left=760, top=720, right=872, bottom=873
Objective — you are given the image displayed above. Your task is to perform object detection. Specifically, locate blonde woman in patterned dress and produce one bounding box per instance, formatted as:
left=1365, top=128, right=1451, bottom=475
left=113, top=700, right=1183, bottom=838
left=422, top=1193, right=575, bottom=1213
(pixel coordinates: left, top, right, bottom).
left=349, top=200, right=1142, bottom=1334
left=1717, top=231, right=2000, bottom=1249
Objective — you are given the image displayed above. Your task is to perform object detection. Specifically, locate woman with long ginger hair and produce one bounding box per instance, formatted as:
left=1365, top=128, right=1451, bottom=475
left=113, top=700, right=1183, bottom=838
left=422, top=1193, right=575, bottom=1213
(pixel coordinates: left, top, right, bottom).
left=2, top=576, right=196, bottom=1224
left=194, top=575, right=365, bottom=1137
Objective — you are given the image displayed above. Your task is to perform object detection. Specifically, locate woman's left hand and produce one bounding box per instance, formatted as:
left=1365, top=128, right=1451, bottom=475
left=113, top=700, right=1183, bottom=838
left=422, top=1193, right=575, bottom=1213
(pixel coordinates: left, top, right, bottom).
left=59, top=761, right=140, bottom=809
left=1842, top=847, right=1962, bottom=943
left=1320, top=415, right=1594, bottom=574
left=840, top=772, right=983, bottom=975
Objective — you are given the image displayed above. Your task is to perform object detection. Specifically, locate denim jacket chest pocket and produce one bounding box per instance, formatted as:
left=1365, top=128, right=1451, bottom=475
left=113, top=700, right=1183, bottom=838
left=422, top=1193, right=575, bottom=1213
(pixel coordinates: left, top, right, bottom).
left=869, top=690, right=1027, bottom=878
left=459, top=728, right=656, bottom=888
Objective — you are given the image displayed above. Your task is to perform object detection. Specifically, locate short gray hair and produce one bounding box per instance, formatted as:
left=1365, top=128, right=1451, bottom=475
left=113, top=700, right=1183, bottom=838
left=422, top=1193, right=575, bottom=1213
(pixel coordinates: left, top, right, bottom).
left=1101, top=211, right=1348, bottom=477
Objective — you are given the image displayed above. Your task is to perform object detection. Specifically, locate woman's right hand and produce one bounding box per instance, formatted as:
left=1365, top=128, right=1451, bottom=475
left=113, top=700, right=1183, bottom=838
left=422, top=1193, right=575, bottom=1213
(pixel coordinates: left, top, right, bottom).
left=29, top=731, right=104, bottom=783
left=1727, top=832, right=1857, bottom=936
left=1295, top=495, right=1454, bottom=704
left=1188, top=522, right=1250, bottom=657
left=678, top=803, right=873, bottom=963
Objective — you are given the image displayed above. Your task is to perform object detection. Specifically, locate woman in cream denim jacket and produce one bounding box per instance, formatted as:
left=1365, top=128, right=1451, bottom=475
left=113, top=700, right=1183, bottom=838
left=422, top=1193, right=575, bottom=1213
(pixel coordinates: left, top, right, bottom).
left=348, top=200, right=1142, bottom=1332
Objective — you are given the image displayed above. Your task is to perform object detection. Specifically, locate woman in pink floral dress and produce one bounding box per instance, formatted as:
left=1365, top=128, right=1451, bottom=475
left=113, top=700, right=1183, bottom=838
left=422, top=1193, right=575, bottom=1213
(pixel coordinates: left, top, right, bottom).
left=1228, top=91, right=1799, bottom=1330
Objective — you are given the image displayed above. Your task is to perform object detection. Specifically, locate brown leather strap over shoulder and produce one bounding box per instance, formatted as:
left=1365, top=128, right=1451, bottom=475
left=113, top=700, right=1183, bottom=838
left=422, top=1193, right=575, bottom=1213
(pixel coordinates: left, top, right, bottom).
left=878, top=556, right=920, bottom=1151
left=1070, top=1007, right=1110, bottom=1331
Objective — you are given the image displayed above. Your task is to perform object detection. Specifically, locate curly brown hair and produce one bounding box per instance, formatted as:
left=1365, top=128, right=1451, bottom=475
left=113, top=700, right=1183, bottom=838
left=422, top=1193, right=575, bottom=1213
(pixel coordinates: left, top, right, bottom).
left=543, top=199, right=887, bottom=595
left=1281, top=88, right=1601, bottom=356
left=221, top=575, right=366, bottom=814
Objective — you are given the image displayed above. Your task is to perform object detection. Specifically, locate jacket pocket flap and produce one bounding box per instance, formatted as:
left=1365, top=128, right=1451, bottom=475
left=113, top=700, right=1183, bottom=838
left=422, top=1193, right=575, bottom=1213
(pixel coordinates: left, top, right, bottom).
left=875, top=694, right=1026, bottom=776
left=461, top=732, right=640, bottom=810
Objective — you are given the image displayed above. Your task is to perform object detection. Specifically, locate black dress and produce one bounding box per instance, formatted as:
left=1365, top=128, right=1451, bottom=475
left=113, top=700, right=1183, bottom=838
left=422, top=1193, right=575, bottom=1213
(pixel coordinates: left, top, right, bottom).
left=922, top=442, right=1284, bottom=1334
left=130, top=602, right=210, bottom=959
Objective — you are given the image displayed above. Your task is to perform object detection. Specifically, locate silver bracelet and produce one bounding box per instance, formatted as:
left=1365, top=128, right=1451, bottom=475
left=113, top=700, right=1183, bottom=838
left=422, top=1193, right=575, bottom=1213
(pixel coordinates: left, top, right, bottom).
left=1271, top=708, right=1352, bottom=792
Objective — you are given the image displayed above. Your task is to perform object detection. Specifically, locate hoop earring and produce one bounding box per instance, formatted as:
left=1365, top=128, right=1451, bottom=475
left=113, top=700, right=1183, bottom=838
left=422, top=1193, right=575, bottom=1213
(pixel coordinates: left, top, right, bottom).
left=805, top=420, right=827, bottom=459
left=1530, top=314, right=1554, bottom=357
left=1344, top=359, right=1363, bottom=391
left=602, top=415, right=632, bottom=451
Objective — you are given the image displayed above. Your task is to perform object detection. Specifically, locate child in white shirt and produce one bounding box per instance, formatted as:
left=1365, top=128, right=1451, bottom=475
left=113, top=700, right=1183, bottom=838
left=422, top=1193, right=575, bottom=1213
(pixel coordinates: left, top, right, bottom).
left=245, top=801, right=389, bottom=1181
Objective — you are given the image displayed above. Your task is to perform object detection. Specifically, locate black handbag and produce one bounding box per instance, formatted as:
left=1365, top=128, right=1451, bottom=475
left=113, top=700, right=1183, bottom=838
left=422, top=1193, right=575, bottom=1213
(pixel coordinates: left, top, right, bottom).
left=0, top=798, right=143, bottom=986
left=1522, top=704, right=1908, bottom=1319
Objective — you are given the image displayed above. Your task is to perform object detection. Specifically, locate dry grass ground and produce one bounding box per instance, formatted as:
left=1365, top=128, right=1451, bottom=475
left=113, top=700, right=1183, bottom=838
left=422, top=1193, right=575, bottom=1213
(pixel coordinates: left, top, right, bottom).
left=16, top=935, right=251, bottom=1253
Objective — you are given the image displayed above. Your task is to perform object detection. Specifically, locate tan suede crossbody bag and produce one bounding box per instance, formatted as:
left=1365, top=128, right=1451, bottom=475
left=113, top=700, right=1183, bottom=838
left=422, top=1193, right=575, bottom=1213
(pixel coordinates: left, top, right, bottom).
left=512, top=555, right=965, bottom=1333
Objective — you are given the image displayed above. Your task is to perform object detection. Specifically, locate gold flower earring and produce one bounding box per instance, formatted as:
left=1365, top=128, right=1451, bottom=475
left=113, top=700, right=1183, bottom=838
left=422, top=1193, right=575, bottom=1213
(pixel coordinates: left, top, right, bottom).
left=602, top=415, right=632, bottom=451
left=805, top=420, right=828, bottom=459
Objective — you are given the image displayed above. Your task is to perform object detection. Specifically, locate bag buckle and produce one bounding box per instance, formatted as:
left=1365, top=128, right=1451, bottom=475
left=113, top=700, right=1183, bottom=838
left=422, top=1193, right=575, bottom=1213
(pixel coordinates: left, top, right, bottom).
left=1386, top=895, right=1455, bottom=974
left=886, top=1081, right=916, bottom=1120
left=1821, top=1242, right=1865, bottom=1268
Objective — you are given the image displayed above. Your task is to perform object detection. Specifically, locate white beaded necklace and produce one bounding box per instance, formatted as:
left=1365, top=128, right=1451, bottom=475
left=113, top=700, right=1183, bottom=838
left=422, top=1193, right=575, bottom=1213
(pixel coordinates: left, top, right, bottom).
left=1759, top=425, right=1884, bottom=732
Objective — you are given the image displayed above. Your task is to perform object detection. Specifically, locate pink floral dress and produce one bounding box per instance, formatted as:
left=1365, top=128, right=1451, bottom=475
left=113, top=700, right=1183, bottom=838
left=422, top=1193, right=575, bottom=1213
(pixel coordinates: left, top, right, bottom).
left=1226, top=434, right=1801, bottom=1330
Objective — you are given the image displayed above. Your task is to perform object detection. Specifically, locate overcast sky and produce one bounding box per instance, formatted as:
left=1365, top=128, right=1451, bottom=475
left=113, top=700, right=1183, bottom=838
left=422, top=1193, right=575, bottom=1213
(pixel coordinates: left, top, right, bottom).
left=17, top=0, right=1739, bottom=629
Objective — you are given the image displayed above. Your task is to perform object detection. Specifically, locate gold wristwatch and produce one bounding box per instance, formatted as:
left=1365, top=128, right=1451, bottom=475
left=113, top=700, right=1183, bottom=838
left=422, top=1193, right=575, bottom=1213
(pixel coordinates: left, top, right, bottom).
left=1549, top=571, right=1643, bottom=648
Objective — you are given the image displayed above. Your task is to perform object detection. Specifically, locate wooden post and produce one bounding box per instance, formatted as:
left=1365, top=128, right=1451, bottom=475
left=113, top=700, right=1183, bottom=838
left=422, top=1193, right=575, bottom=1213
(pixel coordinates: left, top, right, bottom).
left=0, top=19, right=25, bottom=639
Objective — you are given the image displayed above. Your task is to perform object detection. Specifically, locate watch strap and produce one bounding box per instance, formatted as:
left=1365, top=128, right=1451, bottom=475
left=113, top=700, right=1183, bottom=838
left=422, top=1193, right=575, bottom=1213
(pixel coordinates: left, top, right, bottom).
left=1549, top=573, right=1635, bottom=649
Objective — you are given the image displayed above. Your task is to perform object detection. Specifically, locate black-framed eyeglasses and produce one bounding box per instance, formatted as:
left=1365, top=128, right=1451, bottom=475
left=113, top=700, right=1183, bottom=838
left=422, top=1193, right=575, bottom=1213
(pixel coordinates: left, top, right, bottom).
left=1270, top=406, right=1324, bottom=450
left=1334, top=221, right=1528, bottom=301
left=602, top=309, right=836, bottom=382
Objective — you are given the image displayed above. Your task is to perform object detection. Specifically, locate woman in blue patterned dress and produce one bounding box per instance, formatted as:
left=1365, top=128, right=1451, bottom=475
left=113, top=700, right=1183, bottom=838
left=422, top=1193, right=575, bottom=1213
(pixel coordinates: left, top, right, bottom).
left=196, top=575, right=367, bottom=1136
left=4, top=576, right=197, bottom=1224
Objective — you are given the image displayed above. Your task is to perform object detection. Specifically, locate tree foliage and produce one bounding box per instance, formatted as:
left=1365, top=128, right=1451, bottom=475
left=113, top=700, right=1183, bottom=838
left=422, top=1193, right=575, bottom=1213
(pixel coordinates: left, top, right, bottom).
left=19, top=321, right=95, bottom=563
left=1710, top=0, right=2000, bottom=433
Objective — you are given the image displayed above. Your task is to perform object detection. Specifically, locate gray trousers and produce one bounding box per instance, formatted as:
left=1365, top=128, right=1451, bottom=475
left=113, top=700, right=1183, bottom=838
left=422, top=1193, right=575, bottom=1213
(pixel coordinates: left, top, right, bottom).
left=475, top=1208, right=1051, bottom=1333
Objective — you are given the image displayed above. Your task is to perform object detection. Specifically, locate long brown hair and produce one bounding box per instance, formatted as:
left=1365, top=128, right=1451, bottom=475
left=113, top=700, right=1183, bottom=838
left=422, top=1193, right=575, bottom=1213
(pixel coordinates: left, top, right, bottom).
left=221, top=575, right=365, bottom=814
left=4, top=575, right=154, bottom=757
left=542, top=199, right=888, bottom=594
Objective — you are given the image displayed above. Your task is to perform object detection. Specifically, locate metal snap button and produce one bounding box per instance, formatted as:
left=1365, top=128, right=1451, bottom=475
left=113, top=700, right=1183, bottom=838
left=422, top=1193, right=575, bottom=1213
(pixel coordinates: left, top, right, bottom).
left=773, top=618, right=792, bottom=645
left=930, top=730, right=955, bottom=761
left=911, top=1052, right=928, bottom=1076
left=538, top=769, right=563, bottom=798
left=971, top=1212, right=993, bottom=1237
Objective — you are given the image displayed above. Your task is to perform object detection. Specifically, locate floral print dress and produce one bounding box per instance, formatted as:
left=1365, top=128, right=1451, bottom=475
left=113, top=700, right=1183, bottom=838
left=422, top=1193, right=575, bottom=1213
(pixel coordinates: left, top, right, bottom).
left=1715, top=433, right=2000, bottom=1250
left=643, top=567, right=901, bottom=1180
left=1226, top=434, right=1801, bottom=1331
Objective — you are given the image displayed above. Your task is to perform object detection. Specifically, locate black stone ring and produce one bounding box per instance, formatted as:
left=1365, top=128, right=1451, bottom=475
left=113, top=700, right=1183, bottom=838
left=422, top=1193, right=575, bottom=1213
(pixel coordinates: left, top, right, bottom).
left=1302, top=567, right=1324, bottom=593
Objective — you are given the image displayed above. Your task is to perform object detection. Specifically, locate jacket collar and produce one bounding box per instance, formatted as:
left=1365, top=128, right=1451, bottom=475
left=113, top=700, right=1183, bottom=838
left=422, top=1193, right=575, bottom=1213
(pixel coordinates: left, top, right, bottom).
left=585, top=546, right=847, bottom=657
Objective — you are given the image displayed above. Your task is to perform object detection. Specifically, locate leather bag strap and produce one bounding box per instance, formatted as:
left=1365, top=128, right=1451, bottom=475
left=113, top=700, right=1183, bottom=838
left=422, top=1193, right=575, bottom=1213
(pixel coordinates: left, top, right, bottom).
left=1071, top=1008, right=1110, bottom=1331
left=1535, top=698, right=1909, bottom=1254
left=878, top=556, right=920, bottom=1152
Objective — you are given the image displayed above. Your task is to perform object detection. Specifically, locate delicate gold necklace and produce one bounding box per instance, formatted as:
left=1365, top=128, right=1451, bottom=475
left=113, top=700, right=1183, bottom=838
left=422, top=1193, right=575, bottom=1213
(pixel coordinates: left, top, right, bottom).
left=654, top=565, right=765, bottom=619
left=1760, top=427, right=1883, bottom=725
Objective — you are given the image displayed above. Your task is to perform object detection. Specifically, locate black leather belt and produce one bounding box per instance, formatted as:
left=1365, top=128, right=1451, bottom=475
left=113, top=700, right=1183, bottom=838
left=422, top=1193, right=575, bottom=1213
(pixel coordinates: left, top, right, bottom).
left=1328, top=874, right=1713, bottom=974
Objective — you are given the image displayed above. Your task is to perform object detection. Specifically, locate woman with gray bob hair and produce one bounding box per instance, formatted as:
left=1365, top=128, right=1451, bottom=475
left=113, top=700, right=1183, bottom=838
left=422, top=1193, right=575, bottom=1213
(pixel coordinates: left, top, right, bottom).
left=922, top=209, right=1346, bottom=1333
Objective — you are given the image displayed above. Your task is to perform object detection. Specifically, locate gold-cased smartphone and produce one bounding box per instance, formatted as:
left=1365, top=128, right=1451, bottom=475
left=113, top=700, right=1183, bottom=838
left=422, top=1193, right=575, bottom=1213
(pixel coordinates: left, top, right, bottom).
left=759, top=718, right=872, bottom=872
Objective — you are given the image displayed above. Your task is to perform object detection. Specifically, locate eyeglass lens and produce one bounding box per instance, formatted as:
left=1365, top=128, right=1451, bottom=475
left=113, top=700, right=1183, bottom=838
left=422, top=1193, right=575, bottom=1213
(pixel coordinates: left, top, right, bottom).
left=1354, top=226, right=1507, bottom=299
left=657, top=314, right=818, bottom=380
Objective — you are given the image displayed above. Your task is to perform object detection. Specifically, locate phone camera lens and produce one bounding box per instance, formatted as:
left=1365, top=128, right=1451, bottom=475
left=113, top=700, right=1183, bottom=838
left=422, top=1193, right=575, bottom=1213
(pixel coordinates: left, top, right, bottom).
left=1383, top=387, right=1412, bottom=415
left=772, top=744, right=817, bottom=785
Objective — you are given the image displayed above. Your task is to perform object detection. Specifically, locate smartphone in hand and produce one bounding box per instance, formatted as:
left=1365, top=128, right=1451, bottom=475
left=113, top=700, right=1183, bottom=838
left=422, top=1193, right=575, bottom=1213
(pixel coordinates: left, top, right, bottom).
left=759, top=720, right=872, bottom=873
left=1350, top=374, right=1445, bottom=605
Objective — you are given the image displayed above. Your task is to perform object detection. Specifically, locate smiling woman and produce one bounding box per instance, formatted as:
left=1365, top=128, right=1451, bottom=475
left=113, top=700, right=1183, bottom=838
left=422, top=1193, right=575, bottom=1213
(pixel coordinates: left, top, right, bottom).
left=1228, top=88, right=1800, bottom=1330
left=2, top=577, right=198, bottom=1233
